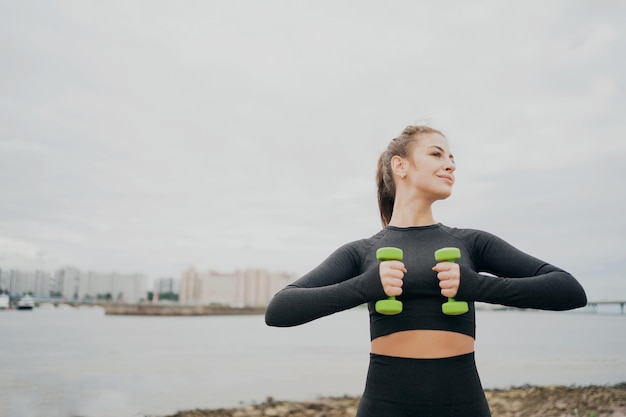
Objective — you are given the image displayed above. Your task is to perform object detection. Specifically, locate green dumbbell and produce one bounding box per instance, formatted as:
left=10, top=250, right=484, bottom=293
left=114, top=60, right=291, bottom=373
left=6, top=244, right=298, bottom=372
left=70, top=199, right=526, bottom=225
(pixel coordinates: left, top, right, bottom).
left=434, top=247, right=469, bottom=315
left=375, top=247, right=404, bottom=315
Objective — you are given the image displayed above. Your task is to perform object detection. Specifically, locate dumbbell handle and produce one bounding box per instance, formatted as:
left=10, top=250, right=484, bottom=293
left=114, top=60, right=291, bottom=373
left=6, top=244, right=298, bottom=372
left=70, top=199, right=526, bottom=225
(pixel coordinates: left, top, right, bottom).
left=375, top=247, right=403, bottom=315
left=434, top=247, right=469, bottom=316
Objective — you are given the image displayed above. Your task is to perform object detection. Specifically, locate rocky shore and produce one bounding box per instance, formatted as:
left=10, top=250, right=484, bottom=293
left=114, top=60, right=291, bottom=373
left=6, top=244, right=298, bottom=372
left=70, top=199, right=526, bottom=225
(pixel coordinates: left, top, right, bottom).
left=164, top=384, right=626, bottom=417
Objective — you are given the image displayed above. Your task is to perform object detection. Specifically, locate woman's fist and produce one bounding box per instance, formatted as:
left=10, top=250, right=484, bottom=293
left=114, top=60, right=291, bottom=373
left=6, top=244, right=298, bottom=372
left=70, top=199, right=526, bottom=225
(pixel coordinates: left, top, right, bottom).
left=432, top=262, right=460, bottom=298
left=379, top=261, right=407, bottom=297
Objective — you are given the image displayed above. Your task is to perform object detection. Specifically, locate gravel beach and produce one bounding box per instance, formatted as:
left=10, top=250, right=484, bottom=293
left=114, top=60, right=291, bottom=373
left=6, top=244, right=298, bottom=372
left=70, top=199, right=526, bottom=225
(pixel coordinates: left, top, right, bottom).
left=164, top=384, right=626, bottom=417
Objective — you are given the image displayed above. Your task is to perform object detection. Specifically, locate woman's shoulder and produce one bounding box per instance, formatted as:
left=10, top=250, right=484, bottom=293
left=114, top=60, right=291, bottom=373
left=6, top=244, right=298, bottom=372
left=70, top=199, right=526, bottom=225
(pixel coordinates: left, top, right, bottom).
left=339, top=229, right=387, bottom=253
left=439, top=224, right=501, bottom=245
left=322, top=231, right=385, bottom=271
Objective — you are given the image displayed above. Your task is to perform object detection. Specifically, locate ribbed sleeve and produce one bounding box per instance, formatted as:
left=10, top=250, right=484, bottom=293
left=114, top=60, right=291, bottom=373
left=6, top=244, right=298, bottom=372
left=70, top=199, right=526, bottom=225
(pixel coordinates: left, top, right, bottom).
left=265, top=224, right=588, bottom=335
left=455, top=230, right=587, bottom=310
left=265, top=242, right=387, bottom=327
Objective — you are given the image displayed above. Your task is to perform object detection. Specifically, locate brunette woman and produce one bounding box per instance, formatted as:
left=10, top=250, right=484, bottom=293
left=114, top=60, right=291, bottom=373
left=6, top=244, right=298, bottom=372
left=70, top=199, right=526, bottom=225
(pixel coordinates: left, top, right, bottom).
left=265, top=125, right=587, bottom=417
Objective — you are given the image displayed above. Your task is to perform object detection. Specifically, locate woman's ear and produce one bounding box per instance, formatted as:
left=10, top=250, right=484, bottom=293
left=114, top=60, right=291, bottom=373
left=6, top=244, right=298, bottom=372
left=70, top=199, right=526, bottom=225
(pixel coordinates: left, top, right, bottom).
left=391, top=155, right=407, bottom=179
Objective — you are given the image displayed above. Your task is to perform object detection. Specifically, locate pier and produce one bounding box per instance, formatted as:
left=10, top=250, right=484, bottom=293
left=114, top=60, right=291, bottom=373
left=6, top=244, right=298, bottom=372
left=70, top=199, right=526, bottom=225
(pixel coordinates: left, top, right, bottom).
left=583, top=300, right=626, bottom=315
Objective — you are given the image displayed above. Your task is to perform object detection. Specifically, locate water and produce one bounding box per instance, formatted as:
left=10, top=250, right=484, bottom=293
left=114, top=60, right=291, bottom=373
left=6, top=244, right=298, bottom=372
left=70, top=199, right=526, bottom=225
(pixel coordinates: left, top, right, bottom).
left=0, top=307, right=624, bottom=417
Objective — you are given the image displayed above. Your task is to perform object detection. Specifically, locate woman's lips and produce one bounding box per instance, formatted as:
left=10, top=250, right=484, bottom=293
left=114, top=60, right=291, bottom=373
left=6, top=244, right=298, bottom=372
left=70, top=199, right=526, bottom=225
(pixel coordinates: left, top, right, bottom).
left=438, top=175, right=454, bottom=185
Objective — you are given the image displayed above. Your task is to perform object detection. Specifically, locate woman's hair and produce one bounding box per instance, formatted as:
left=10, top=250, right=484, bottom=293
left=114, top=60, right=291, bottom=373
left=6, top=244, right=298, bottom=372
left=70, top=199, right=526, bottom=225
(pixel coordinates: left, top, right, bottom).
left=376, top=125, right=445, bottom=226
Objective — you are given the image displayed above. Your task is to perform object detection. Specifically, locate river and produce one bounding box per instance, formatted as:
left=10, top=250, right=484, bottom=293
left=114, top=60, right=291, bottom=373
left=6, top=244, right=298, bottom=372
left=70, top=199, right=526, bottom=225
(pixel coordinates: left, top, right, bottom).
left=0, top=306, right=624, bottom=417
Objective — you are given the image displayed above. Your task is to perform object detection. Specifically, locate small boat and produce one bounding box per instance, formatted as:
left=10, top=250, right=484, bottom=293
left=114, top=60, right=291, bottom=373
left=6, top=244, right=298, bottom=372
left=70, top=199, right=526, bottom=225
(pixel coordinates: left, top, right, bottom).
left=17, top=295, right=35, bottom=310
left=0, top=293, right=9, bottom=309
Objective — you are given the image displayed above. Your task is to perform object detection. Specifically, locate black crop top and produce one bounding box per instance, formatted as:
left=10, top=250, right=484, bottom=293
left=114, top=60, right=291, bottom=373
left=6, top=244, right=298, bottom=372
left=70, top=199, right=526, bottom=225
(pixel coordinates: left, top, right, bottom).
left=265, top=224, right=587, bottom=340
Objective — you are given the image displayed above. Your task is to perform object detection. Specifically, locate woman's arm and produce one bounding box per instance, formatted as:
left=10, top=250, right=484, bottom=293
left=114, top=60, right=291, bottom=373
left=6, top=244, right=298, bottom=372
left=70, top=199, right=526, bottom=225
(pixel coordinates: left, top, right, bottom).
left=456, top=231, right=587, bottom=310
left=265, top=242, right=387, bottom=327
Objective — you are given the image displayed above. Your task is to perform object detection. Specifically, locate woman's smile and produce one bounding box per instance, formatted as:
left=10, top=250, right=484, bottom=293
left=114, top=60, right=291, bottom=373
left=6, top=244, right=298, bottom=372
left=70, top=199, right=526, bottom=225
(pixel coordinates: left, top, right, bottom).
left=437, top=173, right=454, bottom=185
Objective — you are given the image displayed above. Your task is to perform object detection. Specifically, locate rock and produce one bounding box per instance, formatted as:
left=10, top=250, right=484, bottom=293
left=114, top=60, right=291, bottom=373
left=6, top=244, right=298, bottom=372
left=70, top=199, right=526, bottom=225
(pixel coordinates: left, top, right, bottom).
left=554, top=400, right=568, bottom=410
left=167, top=384, right=626, bottom=417
left=263, top=408, right=279, bottom=416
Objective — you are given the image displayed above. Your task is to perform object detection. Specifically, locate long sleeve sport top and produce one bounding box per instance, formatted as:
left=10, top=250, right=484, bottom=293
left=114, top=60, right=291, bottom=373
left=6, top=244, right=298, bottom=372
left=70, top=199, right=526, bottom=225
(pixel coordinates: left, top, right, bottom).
left=265, top=223, right=587, bottom=340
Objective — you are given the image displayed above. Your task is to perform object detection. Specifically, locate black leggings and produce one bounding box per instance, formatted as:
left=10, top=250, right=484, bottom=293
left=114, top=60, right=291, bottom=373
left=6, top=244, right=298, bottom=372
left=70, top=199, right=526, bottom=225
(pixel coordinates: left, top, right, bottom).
left=356, top=352, right=491, bottom=417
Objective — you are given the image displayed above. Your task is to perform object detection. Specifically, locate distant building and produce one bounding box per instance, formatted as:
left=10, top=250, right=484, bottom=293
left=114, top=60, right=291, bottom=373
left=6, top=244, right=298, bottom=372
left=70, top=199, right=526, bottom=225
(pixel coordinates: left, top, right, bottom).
left=54, top=267, right=81, bottom=299
left=0, top=264, right=293, bottom=307
left=154, top=277, right=179, bottom=294
left=179, top=268, right=201, bottom=305
left=179, top=267, right=295, bottom=307
left=54, top=267, right=148, bottom=303
left=0, top=269, right=52, bottom=298
left=201, top=269, right=240, bottom=306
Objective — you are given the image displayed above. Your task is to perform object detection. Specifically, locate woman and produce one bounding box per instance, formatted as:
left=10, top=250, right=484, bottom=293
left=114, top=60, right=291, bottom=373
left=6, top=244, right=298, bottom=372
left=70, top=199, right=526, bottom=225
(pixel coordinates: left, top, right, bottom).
left=265, top=125, right=587, bottom=417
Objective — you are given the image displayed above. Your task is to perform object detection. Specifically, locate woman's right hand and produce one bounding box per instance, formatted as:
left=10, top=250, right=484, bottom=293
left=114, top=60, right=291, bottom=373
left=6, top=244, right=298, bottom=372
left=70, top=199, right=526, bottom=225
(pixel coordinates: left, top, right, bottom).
left=379, top=261, right=407, bottom=296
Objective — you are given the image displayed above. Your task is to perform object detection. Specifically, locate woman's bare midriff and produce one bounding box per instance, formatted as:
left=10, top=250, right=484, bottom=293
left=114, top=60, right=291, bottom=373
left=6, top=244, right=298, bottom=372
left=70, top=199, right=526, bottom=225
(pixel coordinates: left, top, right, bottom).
left=371, top=329, right=475, bottom=359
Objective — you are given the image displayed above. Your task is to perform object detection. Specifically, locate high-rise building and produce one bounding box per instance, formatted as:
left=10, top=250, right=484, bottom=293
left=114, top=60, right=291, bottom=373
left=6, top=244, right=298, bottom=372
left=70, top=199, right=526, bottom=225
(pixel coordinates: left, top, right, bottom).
left=0, top=269, right=52, bottom=297
left=202, top=270, right=241, bottom=306
left=179, top=267, right=201, bottom=304
left=154, top=277, right=179, bottom=294
left=53, top=267, right=147, bottom=303
left=179, top=267, right=295, bottom=307
left=0, top=263, right=293, bottom=307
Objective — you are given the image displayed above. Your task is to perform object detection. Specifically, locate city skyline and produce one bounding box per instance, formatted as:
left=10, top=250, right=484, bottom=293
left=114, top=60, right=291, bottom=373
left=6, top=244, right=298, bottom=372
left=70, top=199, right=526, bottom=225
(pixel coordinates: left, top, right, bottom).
left=0, top=263, right=295, bottom=308
left=0, top=263, right=298, bottom=288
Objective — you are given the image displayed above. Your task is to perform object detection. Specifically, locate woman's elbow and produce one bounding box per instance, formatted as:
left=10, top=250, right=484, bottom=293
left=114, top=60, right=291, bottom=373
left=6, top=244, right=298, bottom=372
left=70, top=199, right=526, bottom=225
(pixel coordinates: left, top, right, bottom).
left=574, top=287, right=588, bottom=309
left=264, top=299, right=282, bottom=327
left=265, top=308, right=285, bottom=327
left=264, top=296, right=295, bottom=327
left=264, top=314, right=278, bottom=327
left=562, top=279, right=588, bottom=310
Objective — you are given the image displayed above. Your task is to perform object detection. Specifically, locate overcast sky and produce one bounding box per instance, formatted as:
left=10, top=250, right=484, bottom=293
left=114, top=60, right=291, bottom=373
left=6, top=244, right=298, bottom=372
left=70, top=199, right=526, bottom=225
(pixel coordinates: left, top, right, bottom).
left=1, top=1, right=624, bottom=299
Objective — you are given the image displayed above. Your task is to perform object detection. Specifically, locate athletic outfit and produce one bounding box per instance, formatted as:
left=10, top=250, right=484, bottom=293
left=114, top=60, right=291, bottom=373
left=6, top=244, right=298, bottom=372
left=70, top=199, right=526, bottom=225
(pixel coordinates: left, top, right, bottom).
left=265, top=223, right=587, bottom=416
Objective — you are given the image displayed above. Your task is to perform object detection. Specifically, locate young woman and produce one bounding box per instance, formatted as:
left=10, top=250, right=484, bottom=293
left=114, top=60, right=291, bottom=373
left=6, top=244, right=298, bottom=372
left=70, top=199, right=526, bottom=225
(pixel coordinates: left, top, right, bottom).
left=265, top=125, right=587, bottom=417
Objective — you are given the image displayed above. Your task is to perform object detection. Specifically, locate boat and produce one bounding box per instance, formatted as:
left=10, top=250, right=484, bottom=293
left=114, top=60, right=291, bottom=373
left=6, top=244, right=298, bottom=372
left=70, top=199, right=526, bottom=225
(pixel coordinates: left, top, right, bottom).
left=0, top=293, right=9, bottom=309
left=17, top=295, right=35, bottom=310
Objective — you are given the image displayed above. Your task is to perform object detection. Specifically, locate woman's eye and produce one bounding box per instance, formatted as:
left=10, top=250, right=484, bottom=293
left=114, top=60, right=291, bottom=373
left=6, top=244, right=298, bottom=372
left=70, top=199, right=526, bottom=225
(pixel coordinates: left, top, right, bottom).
left=431, top=152, right=441, bottom=157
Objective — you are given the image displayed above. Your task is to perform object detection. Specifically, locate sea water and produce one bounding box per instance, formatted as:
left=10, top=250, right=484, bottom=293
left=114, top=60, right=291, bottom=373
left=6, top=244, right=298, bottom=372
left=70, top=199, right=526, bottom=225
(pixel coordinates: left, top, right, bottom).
left=0, top=306, right=624, bottom=417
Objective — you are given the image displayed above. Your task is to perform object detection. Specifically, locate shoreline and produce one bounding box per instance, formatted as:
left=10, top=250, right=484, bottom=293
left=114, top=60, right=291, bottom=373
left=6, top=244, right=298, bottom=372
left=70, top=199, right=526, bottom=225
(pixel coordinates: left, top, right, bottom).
left=103, top=304, right=266, bottom=316
left=163, top=383, right=626, bottom=417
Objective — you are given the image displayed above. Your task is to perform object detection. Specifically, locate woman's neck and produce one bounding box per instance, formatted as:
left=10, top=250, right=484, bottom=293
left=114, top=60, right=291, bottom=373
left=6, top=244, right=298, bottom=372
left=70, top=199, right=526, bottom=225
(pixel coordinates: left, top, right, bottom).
left=388, top=198, right=437, bottom=227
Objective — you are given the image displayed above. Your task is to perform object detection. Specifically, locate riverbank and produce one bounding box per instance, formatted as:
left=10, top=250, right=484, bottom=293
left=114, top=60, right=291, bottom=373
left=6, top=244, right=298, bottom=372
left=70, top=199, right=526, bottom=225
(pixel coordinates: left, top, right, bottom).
left=164, top=384, right=626, bottom=417
left=103, top=304, right=266, bottom=316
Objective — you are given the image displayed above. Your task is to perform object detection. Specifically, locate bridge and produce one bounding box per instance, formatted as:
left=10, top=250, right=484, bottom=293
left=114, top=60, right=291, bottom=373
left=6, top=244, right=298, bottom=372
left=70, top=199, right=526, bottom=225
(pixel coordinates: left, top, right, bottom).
left=581, top=300, right=626, bottom=315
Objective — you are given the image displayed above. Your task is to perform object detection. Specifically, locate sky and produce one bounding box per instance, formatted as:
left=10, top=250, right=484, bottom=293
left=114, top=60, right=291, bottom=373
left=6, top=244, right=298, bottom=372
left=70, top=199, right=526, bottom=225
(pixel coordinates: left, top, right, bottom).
left=1, top=1, right=624, bottom=300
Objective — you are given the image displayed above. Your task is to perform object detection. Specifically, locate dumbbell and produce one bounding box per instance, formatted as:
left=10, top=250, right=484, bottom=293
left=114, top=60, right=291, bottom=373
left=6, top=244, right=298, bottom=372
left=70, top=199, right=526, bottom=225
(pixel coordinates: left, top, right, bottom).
left=375, top=247, right=404, bottom=315
left=434, top=247, right=469, bottom=315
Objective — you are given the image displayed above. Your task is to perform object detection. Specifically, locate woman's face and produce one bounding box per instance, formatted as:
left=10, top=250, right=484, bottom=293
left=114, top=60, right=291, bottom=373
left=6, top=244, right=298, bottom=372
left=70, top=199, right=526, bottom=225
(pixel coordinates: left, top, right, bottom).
left=403, top=133, right=456, bottom=201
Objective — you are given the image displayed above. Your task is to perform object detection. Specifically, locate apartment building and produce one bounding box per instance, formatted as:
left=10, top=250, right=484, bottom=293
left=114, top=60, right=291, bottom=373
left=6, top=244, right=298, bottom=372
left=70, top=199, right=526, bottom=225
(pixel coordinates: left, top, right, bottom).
left=53, top=267, right=148, bottom=303
left=0, top=268, right=52, bottom=298
left=1, top=265, right=292, bottom=307
left=154, top=277, right=179, bottom=294
left=179, top=267, right=295, bottom=307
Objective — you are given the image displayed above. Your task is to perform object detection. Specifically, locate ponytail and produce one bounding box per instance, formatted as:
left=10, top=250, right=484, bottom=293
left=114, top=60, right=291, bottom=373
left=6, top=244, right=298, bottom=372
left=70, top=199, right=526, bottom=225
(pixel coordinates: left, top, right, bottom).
left=376, top=151, right=395, bottom=226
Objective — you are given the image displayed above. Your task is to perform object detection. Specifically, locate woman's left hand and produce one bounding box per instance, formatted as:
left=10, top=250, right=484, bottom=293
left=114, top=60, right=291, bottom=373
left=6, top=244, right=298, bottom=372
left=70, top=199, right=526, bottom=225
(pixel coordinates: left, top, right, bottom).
left=432, top=262, right=461, bottom=298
